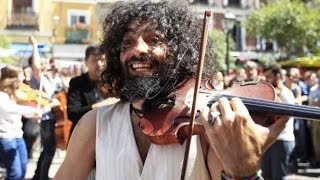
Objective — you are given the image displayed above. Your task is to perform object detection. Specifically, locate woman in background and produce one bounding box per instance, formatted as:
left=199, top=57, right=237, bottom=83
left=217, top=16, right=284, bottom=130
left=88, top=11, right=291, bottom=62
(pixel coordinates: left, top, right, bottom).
left=0, top=66, right=42, bottom=180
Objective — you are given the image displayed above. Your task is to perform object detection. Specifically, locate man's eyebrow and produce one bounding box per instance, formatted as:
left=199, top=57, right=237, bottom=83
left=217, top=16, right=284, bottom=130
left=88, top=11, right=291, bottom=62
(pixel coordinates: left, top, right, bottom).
left=126, top=28, right=135, bottom=34
left=142, top=25, right=158, bottom=32
left=125, top=26, right=160, bottom=34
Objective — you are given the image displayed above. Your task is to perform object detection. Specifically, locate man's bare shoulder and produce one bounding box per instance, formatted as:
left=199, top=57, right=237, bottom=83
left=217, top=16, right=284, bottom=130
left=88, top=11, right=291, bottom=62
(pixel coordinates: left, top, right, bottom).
left=70, top=109, right=97, bottom=143
left=65, top=109, right=97, bottom=157
left=78, top=109, right=97, bottom=127
left=54, top=110, right=97, bottom=179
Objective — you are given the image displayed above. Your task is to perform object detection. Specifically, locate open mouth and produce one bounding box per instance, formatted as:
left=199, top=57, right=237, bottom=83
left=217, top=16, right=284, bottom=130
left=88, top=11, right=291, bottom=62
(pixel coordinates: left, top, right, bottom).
left=129, top=62, right=155, bottom=75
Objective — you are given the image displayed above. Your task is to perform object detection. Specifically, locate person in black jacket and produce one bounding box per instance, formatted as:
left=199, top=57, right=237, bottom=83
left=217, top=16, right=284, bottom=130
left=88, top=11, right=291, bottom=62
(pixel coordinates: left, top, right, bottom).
left=67, top=46, right=118, bottom=137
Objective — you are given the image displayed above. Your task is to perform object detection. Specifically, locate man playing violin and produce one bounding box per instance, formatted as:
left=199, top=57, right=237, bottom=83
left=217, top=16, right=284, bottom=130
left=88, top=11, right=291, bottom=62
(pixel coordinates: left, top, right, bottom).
left=28, top=36, right=60, bottom=180
left=55, top=1, right=289, bottom=179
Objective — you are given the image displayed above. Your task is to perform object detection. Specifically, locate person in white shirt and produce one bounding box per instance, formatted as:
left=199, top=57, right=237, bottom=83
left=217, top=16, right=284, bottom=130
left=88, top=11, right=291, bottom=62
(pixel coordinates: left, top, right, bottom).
left=28, top=36, right=60, bottom=180
left=309, top=77, right=320, bottom=165
left=262, top=65, right=296, bottom=179
left=0, top=66, right=41, bottom=180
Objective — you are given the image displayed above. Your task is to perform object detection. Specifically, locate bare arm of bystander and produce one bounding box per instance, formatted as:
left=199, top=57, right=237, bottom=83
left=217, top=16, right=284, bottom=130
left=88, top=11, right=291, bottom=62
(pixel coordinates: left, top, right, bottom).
left=28, top=36, right=41, bottom=78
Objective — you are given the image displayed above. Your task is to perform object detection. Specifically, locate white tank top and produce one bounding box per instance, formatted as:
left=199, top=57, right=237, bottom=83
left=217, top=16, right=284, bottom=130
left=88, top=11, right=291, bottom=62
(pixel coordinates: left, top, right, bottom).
left=95, top=102, right=210, bottom=180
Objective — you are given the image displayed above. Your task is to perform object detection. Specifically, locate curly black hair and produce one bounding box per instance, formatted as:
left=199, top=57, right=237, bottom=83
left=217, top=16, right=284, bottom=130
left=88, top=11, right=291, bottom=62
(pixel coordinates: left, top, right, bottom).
left=99, top=0, right=215, bottom=101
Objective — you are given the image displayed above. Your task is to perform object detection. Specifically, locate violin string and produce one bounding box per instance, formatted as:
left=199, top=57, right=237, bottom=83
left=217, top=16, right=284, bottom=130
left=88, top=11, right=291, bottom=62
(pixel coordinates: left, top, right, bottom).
left=242, top=102, right=320, bottom=119
left=240, top=96, right=320, bottom=113
left=208, top=95, right=320, bottom=120
left=209, top=94, right=320, bottom=113
left=228, top=95, right=320, bottom=115
left=240, top=96, right=320, bottom=118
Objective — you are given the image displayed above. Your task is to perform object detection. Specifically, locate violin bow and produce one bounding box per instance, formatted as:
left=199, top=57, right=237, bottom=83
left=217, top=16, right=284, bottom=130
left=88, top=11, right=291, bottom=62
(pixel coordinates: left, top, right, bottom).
left=180, top=10, right=212, bottom=180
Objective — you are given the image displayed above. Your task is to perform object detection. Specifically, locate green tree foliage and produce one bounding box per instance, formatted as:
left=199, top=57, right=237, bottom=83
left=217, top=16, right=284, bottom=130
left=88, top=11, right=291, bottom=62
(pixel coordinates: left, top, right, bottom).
left=245, top=0, right=320, bottom=57
left=312, top=0, right=320, bottom=9
left=0, top=35, right=10, bottom=48
left=0, top=35, right=18, bottom=65
left=0, top=56, right=18, bottom=65
left=208, top=29, right=235, bottom=73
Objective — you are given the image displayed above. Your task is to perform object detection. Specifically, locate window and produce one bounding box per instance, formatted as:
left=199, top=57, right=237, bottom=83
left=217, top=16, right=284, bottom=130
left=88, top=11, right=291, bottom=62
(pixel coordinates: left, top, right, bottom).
left=227, top=0, right=241, bottom=7
left=13, top=0, right=32, bottom=13
left=190, top=0, right=209, bottom=4
left=67, top=9, right=90, bottom=26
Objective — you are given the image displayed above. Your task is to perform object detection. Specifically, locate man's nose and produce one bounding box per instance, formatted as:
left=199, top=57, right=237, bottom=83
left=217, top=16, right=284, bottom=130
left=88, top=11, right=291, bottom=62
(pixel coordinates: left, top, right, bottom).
left=133, top=37, right=150, bottom=58
left=97, top=60, right=105, bottom=67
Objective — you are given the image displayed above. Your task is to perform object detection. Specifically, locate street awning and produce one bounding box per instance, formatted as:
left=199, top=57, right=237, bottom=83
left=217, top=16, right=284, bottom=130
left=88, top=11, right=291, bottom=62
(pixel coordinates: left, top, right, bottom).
left=10, top=43, right=51, bottom=57
left=231, top=51, right=281, bottom=62
left=53, top=44, right=88, bottom=60
left=279, top=56, right=320, bottom=68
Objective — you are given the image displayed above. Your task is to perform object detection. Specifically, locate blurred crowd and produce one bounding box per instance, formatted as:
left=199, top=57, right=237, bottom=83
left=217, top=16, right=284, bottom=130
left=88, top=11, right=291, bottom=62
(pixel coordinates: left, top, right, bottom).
left=213, top=60, right=320, bottom=173
left=0, top=36, right=118, bottom=180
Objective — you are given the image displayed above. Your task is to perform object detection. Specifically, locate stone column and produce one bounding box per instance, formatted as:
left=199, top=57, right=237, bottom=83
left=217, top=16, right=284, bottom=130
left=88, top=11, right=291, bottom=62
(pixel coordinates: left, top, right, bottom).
left=7, top=0, right=12, bottom=19
left=32, top=0, right=39, bottom=13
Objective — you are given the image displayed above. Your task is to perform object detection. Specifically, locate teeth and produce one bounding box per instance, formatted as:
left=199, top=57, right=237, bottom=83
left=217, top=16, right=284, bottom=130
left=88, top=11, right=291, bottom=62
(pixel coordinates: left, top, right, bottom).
left=132, top=63, right=151, bottom=69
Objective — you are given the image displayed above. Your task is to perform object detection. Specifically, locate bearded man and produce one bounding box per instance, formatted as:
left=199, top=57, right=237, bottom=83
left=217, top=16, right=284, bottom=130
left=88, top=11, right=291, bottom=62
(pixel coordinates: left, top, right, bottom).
left=54, top=1, right=289, bottom=179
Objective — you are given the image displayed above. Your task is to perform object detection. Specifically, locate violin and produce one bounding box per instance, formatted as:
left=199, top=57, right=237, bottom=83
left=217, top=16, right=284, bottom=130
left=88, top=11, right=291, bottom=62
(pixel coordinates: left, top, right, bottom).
left=15, top=82, right=50, bottom=107
left=140, top=78, right=320, bottom=145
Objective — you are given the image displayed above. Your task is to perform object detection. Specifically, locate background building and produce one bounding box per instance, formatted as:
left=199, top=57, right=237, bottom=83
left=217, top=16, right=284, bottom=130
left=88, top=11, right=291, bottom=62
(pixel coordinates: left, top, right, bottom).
left=0, top=0, right=273, bottom=66
left=0, top=0, right=99, bottom=64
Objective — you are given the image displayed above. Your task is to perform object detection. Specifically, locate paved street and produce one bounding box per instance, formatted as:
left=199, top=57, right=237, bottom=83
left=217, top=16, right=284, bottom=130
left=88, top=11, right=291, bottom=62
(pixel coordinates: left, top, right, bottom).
left=286, top=169, right=320, bottom=180
left=19, top=145, right=320, bottom=179
left=25, top=143, right=65, bottom=179
left=22, top=144, right=320, bottom=180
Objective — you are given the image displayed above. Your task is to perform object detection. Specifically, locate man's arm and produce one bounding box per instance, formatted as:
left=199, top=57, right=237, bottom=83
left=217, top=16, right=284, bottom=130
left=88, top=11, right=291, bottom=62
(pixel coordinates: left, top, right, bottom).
left=294, top=86, right=303, bottom=105
left=202, top=97, right=288, bottom=178
left=54, top=109, right=96, bottom=180
left=28, top=36, right=41, bottom=77
left=309, top=90, right=320, bottom=106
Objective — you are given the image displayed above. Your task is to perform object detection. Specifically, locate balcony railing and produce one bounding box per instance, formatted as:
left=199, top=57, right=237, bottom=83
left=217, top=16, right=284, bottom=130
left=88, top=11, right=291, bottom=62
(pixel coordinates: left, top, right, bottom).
left=6, top=12, right=39, bottom=29
left=65, top=25, right=91, bottom=44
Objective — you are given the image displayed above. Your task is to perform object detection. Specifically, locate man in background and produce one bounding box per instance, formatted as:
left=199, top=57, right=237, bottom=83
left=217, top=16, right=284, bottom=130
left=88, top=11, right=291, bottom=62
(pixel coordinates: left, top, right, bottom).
left=262, top=65, right=296, bottom=179
left=244, top=61, right=259, bottom=81
left=28, top=36, right=60, bottom=180
left=67, top=46, right=118, bottom=137
left=309, top=75, right=320, bottom=166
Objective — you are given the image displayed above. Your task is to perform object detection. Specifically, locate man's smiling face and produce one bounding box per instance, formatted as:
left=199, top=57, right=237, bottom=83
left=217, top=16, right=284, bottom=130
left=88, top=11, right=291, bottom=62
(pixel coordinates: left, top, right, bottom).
left=120, top=22, right=167, bottom=78
left=117, top=21, right=170, bottom=101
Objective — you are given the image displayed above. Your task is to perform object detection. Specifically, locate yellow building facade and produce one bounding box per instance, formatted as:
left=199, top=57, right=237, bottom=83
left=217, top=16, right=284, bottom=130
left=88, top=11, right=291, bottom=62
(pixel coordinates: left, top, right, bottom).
left=51, top=0, right=99, bottom=44
left=0, top=0, right=99, bottom=45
